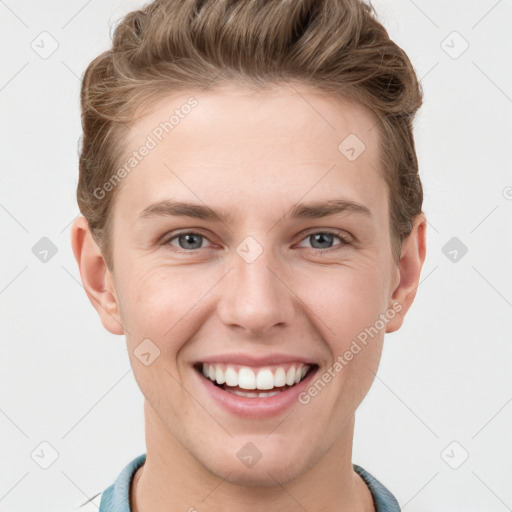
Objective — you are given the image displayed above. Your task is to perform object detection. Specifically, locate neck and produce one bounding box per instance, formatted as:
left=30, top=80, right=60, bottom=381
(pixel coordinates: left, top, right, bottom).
left=131, top=400, right=374, bottom=512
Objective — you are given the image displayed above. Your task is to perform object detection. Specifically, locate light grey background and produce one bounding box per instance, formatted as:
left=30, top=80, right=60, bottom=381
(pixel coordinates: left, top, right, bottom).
left=1, top=1, right=511, bottom=511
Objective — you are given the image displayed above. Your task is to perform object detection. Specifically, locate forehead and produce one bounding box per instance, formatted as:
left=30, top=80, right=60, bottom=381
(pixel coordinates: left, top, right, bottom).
left=127, top=83, right=380, bottom=155
left=117, top=82, right=386, bottom=222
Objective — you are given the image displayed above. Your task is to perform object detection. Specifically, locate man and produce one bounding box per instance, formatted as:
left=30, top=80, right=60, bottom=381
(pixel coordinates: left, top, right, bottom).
left=71, top=1, right=426, bottom=510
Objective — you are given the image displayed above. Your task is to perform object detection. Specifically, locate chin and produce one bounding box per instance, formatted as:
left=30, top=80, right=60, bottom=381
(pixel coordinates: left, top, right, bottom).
left=197, top=441, right=316, bottom=488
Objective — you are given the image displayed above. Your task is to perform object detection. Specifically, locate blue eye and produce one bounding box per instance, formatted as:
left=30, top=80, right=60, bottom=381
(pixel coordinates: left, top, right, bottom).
left=298, top=231, right=351, bottom=250
left=168, top=232, right=211, bottom=250
left=163, top=230, right=351, bottom=253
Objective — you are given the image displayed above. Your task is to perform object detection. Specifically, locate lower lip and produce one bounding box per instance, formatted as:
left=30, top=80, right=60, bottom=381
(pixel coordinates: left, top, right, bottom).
left=194, top=366, right=318, bottom=419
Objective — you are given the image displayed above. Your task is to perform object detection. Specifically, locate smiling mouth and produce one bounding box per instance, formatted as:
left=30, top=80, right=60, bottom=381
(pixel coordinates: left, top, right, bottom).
left=194, top=362, right=318, bottom=398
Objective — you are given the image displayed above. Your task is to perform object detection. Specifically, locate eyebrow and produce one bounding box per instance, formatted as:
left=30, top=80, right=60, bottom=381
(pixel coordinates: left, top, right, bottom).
left=137, top=198, right=372, bottom=224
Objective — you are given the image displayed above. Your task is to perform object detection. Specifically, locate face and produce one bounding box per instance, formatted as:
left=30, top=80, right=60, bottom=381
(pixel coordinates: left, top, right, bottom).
left=87, top=83, right=408, bottom=485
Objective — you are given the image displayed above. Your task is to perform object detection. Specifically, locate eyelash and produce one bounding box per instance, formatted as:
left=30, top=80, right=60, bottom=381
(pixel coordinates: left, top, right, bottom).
left=162, top=230, right=352, bottom=253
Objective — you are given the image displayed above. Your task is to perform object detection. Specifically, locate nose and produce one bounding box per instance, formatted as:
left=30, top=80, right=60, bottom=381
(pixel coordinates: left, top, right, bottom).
left=217, top=244, right=295, bottom=336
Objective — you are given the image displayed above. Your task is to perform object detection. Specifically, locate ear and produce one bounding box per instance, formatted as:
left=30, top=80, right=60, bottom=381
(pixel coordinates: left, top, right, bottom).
left=70, top=216, right=124, bottom=335
left=385, top=212, right=427, bottom=333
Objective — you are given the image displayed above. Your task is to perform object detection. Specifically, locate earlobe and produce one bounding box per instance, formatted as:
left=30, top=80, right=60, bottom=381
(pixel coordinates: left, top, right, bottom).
left=385, top=213, right=427, bottom=334
left=70, top=216, right=125, bottom=335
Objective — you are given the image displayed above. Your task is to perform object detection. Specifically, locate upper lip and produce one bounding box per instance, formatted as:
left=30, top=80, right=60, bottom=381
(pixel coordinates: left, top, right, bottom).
left=195, top=353, right=317, bottom=367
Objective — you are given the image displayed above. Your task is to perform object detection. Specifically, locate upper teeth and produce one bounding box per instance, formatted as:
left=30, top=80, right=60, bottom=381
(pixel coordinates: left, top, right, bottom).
left=201, top=363, right=310, bottom=390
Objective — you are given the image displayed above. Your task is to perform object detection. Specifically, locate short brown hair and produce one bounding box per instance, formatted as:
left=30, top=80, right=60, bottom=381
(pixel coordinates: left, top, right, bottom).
left=78, top=0, right=423, bottom=270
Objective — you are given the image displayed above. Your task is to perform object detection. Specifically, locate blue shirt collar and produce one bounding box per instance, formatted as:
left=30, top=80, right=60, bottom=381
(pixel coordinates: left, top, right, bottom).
left=98, top=454, right=400, bottom=511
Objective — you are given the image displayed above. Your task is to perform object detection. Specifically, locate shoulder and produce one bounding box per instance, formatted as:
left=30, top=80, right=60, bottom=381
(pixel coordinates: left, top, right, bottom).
left=71, top=453, right=146, bottom=512
left=353, top=464, right=401, bottom=512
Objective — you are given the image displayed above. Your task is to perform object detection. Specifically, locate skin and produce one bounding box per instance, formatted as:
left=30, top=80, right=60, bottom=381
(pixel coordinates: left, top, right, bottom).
left=71, top=82, right=426, bottom=512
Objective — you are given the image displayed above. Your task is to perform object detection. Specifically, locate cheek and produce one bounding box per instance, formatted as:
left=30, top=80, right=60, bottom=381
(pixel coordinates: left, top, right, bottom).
left=295, top=260, right=389, bottom=348
left=294, top=259, right=389, bottom=406
left=118, top=263, right=217, bottom=368
left=119, top=267, right=199, bottom=411
left=323, top=266, right=388, bottom=401
left=118, top=264, right=191, bottom=329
